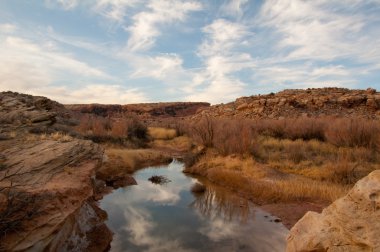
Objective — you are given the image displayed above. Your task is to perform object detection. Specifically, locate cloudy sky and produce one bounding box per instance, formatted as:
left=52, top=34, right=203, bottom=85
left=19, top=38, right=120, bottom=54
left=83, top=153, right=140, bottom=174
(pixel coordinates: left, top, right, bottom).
left=0, top=0, right=379, bottom=104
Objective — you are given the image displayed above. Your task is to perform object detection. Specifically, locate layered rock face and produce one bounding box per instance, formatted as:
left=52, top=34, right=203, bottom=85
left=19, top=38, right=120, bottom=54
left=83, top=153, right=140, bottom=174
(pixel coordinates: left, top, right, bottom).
left=66, top=102, right=210, bottom=119
left=0, top=92, right=112, bottom=251
left=287, top=170, right=380, bottom=252
left=196, top=88, right=380, bottom=119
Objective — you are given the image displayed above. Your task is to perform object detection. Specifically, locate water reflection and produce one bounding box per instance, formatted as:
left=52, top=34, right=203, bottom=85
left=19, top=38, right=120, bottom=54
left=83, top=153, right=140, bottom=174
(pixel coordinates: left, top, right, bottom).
left=100, top=160, right=288, bottom=252
left=190, top=182, right=251, bottom=223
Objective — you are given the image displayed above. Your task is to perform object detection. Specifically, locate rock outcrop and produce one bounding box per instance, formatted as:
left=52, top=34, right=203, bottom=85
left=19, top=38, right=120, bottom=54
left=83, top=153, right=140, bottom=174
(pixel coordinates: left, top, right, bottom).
left=286, top=170, right=380, bottom=252
left=0, top=91, right=78, bottom=136
left=66, top=102, right=210, bottom=119
left=0, top=92, right=112, bottom=251
left=194, top=88, right=380, bottom=119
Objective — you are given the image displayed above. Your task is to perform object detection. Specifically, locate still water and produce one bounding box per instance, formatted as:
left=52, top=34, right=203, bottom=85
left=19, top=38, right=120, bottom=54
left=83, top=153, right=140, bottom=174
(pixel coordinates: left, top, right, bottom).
left=100, top=160, right=288, bottom=252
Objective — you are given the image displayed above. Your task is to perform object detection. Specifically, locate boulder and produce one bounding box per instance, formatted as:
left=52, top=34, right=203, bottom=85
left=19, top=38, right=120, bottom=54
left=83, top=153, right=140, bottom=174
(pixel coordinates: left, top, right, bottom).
left=0, top=139, right=112, bottom=251
left=286, top=170, right=380, bottom=252
left=0, top=92, right=112, bottom=251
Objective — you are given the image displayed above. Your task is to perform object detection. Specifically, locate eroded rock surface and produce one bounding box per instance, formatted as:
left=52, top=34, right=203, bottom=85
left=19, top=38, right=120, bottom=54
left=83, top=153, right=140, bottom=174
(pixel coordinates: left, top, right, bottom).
left=66, top=102, right=210, bottom=119
left=286, top=170, right=380, bottom=252
left=0, top=92, right=112, bottom=251
left=194, top=88, right=380, bottom=119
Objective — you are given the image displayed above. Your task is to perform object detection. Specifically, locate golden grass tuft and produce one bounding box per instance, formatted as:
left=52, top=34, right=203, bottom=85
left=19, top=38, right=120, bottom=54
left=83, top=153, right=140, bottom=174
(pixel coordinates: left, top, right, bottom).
left=25, top=132, right=73, bottom=142
left=151, top=136, right=193, bottom=152
left=148, top=127, right=177, bottom=140
left=185, top=152, right=350, bottom=204
left=49, top=132, right=73, bottom=142
left=97, top=148, right=173, bottom=181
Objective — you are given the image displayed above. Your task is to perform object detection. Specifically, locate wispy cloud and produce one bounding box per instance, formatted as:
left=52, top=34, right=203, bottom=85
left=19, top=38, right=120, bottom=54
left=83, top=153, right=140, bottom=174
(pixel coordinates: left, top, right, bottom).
left=185, top=19, right=255, bottom=103
left=0, top=23, right=17, bottom=33
left=0, top=30, right=147, bottom=104
left=220, top=0, right=248, bottom=18
left=125, top=0, right=202, bottom=52
left=2, top=1, right=380, bottom=104
left=45, top=0, right=79, bottom=10
left=258, top=0, right=380, bottom=64
left=92, top=0, right=139, bottom=23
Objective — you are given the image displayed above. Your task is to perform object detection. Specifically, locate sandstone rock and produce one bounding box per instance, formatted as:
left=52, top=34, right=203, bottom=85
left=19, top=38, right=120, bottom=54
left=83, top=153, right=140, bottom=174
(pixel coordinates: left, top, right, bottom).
left=0, top=138, right=110, bottom=251
left=286, top=170, right=380, bottom=252
left=30, top=112, right=56, bottom=123
left=366, top=88, right=376, bottom=95
left=367, top=98, right=378, bottom=109
left=0, top=92, right=74, bottom=133
left=0, top=92, right=112, bottom=251
left=191, top=88, right=380, bottom=120
left=237, top=103, right=248, bottom=111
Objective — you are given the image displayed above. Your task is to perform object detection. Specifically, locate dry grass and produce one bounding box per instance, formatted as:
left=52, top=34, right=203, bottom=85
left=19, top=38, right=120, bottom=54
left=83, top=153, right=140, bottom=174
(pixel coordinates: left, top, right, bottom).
left=183, top=116, right=379, bottom=208
left=148, top=127, right=177, bottom=140
left=104, top=148, right=171, bottom=173
left=184, top=152, right=349, bottom=204
left=25, top=132, right=73, bottom=142
left=151, top=136, right=193, bottom=152
left=97, top=148, right=173, bottom=182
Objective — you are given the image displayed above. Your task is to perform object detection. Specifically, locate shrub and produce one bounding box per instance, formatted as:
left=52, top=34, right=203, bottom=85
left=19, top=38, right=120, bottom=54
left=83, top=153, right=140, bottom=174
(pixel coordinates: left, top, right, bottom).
left=189, top=116, right=215, bottom=147
left=213, top=119, right=257, bottom=156
left=253, top=118, right=326, bottom=141
left=325, top=118, right=380, bottom=149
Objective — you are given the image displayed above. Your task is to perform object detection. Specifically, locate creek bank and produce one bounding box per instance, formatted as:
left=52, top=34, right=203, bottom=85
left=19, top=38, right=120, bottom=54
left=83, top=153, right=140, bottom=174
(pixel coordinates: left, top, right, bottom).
left=183, top=150, right=329, bottom=229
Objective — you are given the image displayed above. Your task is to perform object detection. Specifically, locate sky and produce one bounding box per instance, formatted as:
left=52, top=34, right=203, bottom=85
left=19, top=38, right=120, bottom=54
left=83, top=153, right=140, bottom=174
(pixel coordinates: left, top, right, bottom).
left=0, top=0, right=380, bottom=104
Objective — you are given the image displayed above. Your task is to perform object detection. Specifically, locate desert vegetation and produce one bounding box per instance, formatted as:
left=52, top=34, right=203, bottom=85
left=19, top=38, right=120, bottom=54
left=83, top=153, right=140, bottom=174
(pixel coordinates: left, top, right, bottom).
left=183, top=116, right=380, bottom=205
left=74, top=113, right=148, bottom=147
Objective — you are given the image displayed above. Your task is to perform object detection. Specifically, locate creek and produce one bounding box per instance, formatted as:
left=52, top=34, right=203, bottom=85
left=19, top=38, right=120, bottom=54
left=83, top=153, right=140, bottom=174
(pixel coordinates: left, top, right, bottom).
left=100, top=160, right=288, bottom=251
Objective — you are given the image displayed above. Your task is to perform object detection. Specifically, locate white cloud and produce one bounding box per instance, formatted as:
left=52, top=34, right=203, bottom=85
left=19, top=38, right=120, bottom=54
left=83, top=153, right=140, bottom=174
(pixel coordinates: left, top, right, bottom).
left=258, top=0, right=380, bottom=63
left=240, top=0, right=380, bottom=92
left=198, top=19, right=249, bottom=57
left=0, top=34, right=148, bottom=104
left=129, top=53, right=184, bottom=79
left=44, top=85, right=148, bottom=104
left=185, top=19, right=254, bottom=103
left=0, top=23, right=17, bottom=33
left=45, top=0, right=78, bottom=10
left=93, top=0, right=139, bottom=22
left=1, top=36, right=110, bottom=78
left=220, top=0, right=248, bottom=18
left=126, top=0, right=202, bottom=52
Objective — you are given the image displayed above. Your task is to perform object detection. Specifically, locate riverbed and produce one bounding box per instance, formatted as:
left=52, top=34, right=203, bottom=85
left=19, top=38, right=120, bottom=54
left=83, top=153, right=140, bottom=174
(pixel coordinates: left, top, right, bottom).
left=100, top=160, right=288, bottom=251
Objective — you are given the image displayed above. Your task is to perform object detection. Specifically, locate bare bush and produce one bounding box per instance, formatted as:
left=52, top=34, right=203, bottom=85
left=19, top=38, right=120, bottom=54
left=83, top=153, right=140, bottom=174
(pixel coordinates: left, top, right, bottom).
left=190, top=116, right=215, bottom=147
left=325, top=118, right=380, bottom=149
left=213, top=119, right=256, bottom=156
left=253, top=118, right=326, bottom=141
left=74, top=114, right=148, bottom=146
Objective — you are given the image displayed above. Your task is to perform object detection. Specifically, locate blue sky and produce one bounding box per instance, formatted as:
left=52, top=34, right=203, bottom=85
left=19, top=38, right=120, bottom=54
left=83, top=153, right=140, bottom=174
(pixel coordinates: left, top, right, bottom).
left=0, top=0, right=379, bottom=104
